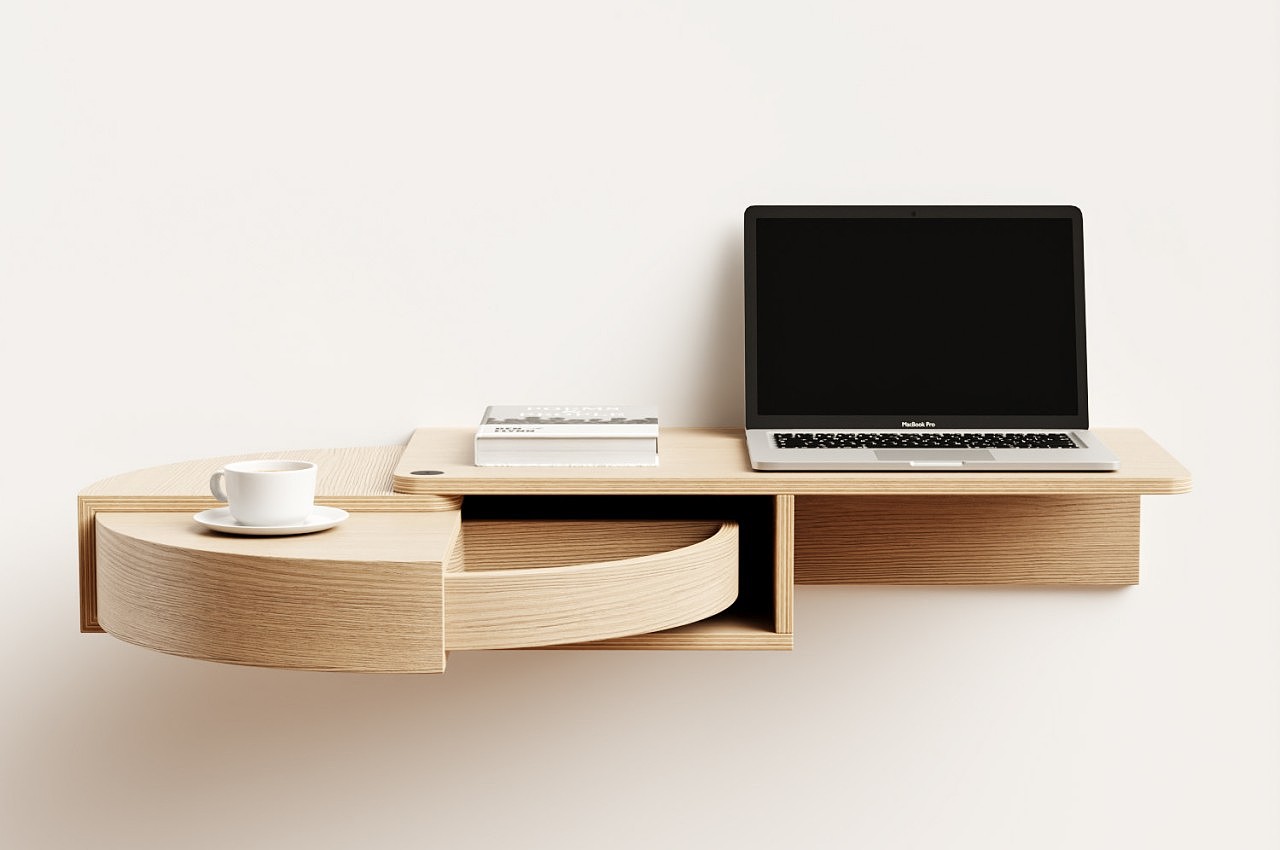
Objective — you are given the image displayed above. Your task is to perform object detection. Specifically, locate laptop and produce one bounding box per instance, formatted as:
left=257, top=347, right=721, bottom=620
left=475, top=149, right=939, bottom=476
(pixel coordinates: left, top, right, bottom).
left=744, top=205, right=1119, bottom=471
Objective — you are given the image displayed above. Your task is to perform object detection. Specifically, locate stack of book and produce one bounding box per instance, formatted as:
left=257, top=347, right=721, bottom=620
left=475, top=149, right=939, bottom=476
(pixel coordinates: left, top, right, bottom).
left=474, top=405, right=659, bottom=467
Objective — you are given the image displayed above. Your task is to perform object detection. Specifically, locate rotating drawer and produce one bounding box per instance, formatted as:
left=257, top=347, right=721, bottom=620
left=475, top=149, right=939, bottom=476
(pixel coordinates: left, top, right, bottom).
left=444, top=519, right=739, bottom=650
left=93, top=510, right=737, bottom=673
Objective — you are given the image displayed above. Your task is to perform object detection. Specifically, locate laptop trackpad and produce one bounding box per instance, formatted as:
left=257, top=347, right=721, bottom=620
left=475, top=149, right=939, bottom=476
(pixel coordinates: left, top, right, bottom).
left=873, top=449, right=995, bottom=462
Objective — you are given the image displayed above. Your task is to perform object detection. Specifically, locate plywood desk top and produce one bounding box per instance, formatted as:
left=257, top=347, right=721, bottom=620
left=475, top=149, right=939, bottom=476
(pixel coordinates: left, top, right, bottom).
left=393, top=427, right=1191, bottom=497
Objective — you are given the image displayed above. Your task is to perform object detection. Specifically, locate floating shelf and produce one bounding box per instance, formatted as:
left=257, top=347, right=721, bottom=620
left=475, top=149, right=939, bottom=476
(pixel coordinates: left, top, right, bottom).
left=78, top=428, right=1190, bottom=673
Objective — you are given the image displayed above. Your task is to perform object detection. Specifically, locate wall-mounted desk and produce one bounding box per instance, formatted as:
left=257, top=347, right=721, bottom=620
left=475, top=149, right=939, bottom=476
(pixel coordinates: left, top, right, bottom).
left=79, top=428, right=1190, bottom=673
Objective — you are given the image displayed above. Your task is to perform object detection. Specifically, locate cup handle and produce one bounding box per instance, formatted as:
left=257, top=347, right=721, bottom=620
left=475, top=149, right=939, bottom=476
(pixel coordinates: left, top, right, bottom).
left=210, top=470, right=228, bottom=502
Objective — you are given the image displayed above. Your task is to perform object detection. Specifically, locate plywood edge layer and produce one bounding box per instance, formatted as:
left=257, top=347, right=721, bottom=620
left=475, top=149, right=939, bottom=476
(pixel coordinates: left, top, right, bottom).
left=78, top=498, right=101, bottom=632
left=79, top=494, right=463, bottom=512
left=774, top=494, right=795, bottom=634
left=544, top=616, right=794, bottom=650
left=444, top=522, right=739, bottom=650
left=536, top=635, right=793, bottom=651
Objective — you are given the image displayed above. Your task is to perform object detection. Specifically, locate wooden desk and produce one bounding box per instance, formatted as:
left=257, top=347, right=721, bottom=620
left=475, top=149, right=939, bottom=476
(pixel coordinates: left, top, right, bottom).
left=79, top=428, right=1190, bottom=673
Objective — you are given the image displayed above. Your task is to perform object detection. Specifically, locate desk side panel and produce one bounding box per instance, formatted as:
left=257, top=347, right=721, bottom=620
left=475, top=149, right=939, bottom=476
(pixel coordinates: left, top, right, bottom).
left=775, top=494, right=795, bottom=633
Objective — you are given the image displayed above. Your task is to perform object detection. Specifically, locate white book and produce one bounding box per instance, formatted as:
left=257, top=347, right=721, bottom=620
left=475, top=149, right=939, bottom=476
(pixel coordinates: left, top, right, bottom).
left=474, top=405, right=659, bottom=467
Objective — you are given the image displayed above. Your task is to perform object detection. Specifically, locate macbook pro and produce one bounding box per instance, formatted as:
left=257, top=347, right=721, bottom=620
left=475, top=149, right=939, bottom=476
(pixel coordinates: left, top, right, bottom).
left=744, top=205, right=1119, bottom=471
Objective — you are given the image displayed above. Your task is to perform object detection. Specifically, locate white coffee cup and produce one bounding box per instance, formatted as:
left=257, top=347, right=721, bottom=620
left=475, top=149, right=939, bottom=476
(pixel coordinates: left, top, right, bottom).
left=209, top=460, right=317, bottom=526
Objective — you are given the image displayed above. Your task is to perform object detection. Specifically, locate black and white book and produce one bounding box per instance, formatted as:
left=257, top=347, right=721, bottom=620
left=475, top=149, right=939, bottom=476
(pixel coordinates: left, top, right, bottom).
left=474, top=405, right=659, bottom=467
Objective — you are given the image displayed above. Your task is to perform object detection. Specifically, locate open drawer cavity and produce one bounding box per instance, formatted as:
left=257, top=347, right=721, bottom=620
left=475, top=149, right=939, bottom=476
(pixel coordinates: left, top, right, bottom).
left=445, top=518, right=739, bottom=650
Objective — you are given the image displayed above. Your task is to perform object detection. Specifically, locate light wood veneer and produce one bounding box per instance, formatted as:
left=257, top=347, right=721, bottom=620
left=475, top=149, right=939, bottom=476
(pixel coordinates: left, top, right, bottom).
left=94, top=512, right=740, bottom=672
left=389, top=426, right=1188, bottom=587
left=78, top=445, right=458, bottom=632
left=96, top=511, right=455, bottom=672
left=794, top=495, right=1141, bottom=584
left=445, top=520, right=738, bottom=650
left=392, top=427, right=1190, bottom=496
left=79, top=427, right=1189, bottom=672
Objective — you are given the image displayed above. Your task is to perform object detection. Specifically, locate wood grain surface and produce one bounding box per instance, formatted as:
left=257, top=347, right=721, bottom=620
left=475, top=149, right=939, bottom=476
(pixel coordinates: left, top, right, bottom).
left=81, top=429, right=1190, bottom=668
left=795, top=495, right=1142, bottom=584
left=79, top=445, right=459, bottom=631
left=444, top=520, right=740, bottom=650
left=392, top=427, right=1192, bottom=496
left=94, top=512, right=753, bottom=668
left=95, top=511, right=459, bottom=672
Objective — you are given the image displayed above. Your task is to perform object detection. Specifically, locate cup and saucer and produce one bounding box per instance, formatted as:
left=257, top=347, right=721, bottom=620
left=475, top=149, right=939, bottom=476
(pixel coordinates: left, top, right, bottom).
left=197, top=459, right=348, bottom=537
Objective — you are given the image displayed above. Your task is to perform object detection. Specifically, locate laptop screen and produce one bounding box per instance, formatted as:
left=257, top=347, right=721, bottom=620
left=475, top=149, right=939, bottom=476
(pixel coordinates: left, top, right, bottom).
left=745, top=206, right=1090, bottom=430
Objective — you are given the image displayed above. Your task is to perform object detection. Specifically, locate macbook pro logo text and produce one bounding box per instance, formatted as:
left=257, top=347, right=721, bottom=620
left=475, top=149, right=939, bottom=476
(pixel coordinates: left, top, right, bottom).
left=900, top=421, right=937, bottom=428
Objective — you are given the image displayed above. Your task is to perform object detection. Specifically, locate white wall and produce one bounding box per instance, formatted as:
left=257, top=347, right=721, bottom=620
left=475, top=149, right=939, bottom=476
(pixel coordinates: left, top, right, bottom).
left=3, top=1, right=1276, bottom=847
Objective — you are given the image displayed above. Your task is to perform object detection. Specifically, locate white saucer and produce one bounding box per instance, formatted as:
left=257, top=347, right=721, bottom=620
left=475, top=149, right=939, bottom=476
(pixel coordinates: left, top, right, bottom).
left=194, top=506, right=349, bottom=536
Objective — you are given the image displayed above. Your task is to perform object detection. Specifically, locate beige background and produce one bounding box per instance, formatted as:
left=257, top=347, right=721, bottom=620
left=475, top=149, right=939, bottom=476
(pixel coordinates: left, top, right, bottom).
left=3, top=1, right=1277, bottom=847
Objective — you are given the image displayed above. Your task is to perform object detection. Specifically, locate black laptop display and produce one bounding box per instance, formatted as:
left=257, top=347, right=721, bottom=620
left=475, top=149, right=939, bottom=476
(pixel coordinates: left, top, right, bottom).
left=743, top=206, right=1119, bottom=471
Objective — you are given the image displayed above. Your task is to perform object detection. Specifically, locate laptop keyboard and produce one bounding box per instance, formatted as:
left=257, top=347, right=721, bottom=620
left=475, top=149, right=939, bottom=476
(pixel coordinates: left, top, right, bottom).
left=773, top=432, right=1079, bottom=449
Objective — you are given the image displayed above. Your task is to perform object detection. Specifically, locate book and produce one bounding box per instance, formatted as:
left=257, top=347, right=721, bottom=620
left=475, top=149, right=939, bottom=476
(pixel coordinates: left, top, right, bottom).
left=474, top=405, right=659, bottom=467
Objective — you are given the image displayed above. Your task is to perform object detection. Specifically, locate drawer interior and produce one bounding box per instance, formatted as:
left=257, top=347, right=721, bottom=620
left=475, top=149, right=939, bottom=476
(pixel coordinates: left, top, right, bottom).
left=461, top=496, right=780, bottom=639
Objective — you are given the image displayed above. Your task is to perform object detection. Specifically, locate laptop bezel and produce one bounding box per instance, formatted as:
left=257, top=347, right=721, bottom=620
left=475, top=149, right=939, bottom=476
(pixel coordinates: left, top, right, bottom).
left=744, top=204, right=1091, bottom=431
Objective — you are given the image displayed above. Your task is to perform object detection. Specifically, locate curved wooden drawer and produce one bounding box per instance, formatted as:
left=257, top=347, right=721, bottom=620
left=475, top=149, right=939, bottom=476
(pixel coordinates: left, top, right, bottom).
left=95, top=511, right=459, bottom=672
left=93, top=512, right=738, bottom=672
left=446, top=519, right=739, bottom=650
